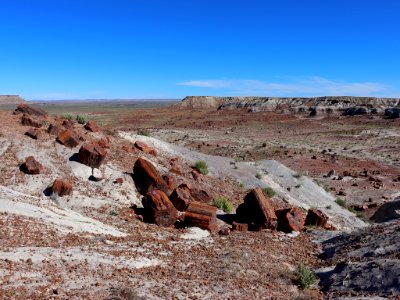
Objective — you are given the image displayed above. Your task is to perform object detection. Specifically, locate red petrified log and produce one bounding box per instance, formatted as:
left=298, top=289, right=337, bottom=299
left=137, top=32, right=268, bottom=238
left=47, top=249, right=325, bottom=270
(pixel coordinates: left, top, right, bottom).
left=134, top=141, right=157, bottom=156
left=47, top=124, right=62, bottom=136
left=276, top=207, right=305, bottom=233
left=52, top=179, right=73, bottom=196
left=142, top=189, right=178, bottom=227
left=232, top=221, right=249, bottom=232
left=57, top=129, right=80, bottom=148
left=22, top=156, right=43, bottom=175
left=237, top=188, right=277, bottom=230
left=21, top=115, right=42, bottom=128
left=25, top=127, right=40, bottom=140
left=304, top=209, right=328, bottom=228
left=84, top=121, right=101, bottom=132
left=184, top=201, right=217, bottom=232
left=78, top=142, right=107, bottom=168
left=170, top=186, right=194, bottom=211
left=15, top=104, right=47, bottom=117
left=133, top=157, right=168, bottom=194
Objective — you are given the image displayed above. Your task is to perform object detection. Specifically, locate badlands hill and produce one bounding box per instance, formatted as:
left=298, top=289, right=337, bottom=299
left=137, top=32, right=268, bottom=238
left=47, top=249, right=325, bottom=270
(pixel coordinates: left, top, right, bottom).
left=178, top=96, right=400, bottom=118
left=0, top=95, right=26, bottom=106
left=0, top=104, right=398, bottom=298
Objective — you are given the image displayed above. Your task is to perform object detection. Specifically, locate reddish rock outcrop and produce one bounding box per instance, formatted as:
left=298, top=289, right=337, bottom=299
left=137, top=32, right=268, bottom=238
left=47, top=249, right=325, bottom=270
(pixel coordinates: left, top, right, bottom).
left=21, top=156, right=43, bottom=175
left=62, top=119, right=76, bottom=129
left=21, top=115, right=42, bottom=128
left=232, top=222, right=249, bottom=231
left=97, top=137, right=111, bottom=149
left=52, top=179, right=73, bottom=196
left=15, top=104, right=47, bottom=117
left=47, top=124, right=62, bottom=136
left=142, top=189, right=178, bottom=227
left=84, top=121, right=101, bottom=132
left=191, top=189, right=213, bottom=203
left=170, top=162, right=183, bottom=175
left=236, top=188, right=277, bottom=230
left=184, top=201, right=217, bottom=232
left=162, top=175, right=176, bottom=192
left=25, top=128, right=40, bottom=140
left=304, top=209, right=328, bottom=228
left=276, top=207, right=305, bottom=233
left=134, top=141, right=157, bottom=156
left=133, top=158, right=168, bottom=194
left=78, top=143, right=107, bottom=168
left=57, top=129, right=80, bottom=148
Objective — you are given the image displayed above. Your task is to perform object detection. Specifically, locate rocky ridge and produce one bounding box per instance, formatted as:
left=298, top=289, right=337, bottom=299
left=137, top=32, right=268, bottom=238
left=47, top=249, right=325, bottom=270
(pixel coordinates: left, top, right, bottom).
left=0, top=95, right=26, bottom=106
left=178, top=96, right=400, bottom=117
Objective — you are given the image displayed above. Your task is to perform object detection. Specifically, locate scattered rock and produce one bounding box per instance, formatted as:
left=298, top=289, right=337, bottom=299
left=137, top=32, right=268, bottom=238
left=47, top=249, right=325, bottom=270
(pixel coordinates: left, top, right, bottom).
left=21, top=156, right=43, bottom=175
left=97, top=137, right=111, bottom=149
left=191, top=169, right=202, bottom=181
left=57, top=129, right=80, bottom=148
left=134, top=141, right=157, bottom=156
left=236, top=187, right=277, bottom=230
left=162, top=175, right=175, bottom=191
left=218, top=227, right=230, bottom=235
left=78, top=142, right=107, bottom=168
left=232, top=221, right=249, bottom=231
left=47, top=124, right=62, bottom=136
left=304, top=209, right=328, bottom=228
left=169, top=162, right=183, bottom=175
left=276, top=207, right=305, bottom=233
left=370, top=199, right=400, bottom=223
left=84, top=121, right=101, bottom=132
left=114, top=178, right=124, bottom=184
left=62, top=119, right=76, bottom=129
left=25, top=127, right=40, bottom=140
left=21, top=115, right=42, bottom=128
left=384, top=108, right=400, bottom=119
left=52, top=179, right=73, bottom=196
left=142, top=189, right=178, bottom=227
left=15, top=104, right=47, bottom=116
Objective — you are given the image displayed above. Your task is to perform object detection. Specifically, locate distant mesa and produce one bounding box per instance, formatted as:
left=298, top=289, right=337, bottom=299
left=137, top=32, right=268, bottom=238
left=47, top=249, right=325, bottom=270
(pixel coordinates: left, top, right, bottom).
left=177, top=96, right=400, bottom=118
left=0, top=95, right=26, bottom=106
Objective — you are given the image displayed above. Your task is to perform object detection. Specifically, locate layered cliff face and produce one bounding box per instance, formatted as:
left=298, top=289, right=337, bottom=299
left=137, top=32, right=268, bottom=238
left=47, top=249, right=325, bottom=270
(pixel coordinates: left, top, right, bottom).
left=0, top=95, right=26, bottom=106
left=177, top=96, right=400, bottom=117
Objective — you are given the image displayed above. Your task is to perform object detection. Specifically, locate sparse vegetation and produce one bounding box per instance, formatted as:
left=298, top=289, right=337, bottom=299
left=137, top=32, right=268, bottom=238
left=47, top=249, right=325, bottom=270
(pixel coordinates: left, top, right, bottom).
left=326, top=205, right=332, bottom=210
left=295, top=184, right=301, bottom=188
left=335, top=197, right=346, bottom=207
left=296, top=264, right=317, bottom=290
left=137, top=128, right=151, bottom=136
left=293, top=172, right=304, bottom=179
left=213, top=196, right=233, bottom=213
left=263, top=187, right=276, bottom=198
left=256, top=173, right=262, bottom=179
left=75, top=114, right=88, bottom=124
left=194, top=160, right=209, bottom=175
left=62, top=114, right=74, bottom=120
left=109, top=210, right=119, bottom=216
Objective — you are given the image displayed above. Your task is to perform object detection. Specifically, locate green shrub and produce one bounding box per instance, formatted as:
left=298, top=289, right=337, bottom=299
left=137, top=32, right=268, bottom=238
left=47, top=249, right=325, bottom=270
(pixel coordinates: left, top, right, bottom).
left=194, top=160, right=208, bottom=175
left=263, top=187, right=276, bottom=198
left=62, top=114, right=74, bottom=120
left=335, top=198, right=346, bottom=207
left=326, top=205, right=332, bottom=210
left=137, top=128, right=151, bottom=136
left=213, top=196, right=233, bottom=213
left=293, top=172, right=304, bottom=179
left=295, top=184, right=301, bottom=188
left=297, top=264, right=316, bottom=289
left=75, top=114, right=88, bottom=124
left=256, top=173, right=262, bottom=179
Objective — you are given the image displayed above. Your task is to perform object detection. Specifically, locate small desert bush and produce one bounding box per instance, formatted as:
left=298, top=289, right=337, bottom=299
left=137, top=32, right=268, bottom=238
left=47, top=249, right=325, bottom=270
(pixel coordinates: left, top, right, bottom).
left=335, top=197, right=346, bottom=207
left=62, top=114, right=74, bottom=120
left=213, top=196, right=233, bottom=213
left=75, top=114, right=88, bottom=124
left=194, top=160, right=209, bottom=175
left=263, top=187, right=276, bottom=198
left=256, top=173, right=262, bottom=179
left=293, top=172, right=304, bottom=179
left=296, top=264, right=317, bottom=289
left=137, top=128, right=151, bottom=136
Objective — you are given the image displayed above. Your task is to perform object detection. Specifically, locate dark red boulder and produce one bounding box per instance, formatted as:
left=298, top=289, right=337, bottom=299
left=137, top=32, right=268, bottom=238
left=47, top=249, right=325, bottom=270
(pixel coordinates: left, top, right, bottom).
left=15, top=104, right=47, bottom=117
left=57, top=129, right=80, bottom=148
left=276, top=207, right=305, bottom=233
left=78, top=142, right=107, bottom=168
left=52, top=179, right=73, bottom=196
left=21, top=156, right=43, bottom=175
left=25, top=127, right=40, bottom=140
left=304, top=209, right=328, bottom=228
left=21, top=115, right=42, bottom=128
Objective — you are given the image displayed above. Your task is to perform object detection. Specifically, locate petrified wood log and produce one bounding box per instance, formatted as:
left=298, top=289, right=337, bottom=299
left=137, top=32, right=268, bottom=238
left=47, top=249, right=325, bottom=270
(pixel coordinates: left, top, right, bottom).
left=142, top=189, right=178, bottom=227
left=170, top=186, right=194, bottom=211
left=304, top=209, right=328, bottom=228
left=133, top=157, right=168, bottom=194
left=52, top=179, right=73, bottom=196
left=57, top=129, right=80, bottom=148
left=183, top=201, right=217, bottom=232
left=276, top=207, right=305, bottom=233
left=78, top=142, right=107, bottom=168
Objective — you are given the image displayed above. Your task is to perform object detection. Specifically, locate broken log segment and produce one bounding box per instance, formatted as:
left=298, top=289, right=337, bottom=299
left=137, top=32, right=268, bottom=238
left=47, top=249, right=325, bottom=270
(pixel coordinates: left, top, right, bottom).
left=133, top=157, right=168, bottom=194
left=276, top=207, right=305, bottom=233
left=142, top=189, right=178, bottom=227
left=183, top=201, right=217, bottom=232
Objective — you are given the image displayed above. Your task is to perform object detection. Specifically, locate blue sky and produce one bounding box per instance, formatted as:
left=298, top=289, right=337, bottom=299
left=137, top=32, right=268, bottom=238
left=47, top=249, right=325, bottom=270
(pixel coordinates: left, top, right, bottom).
left=0, top=0, right=399, bottom=100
